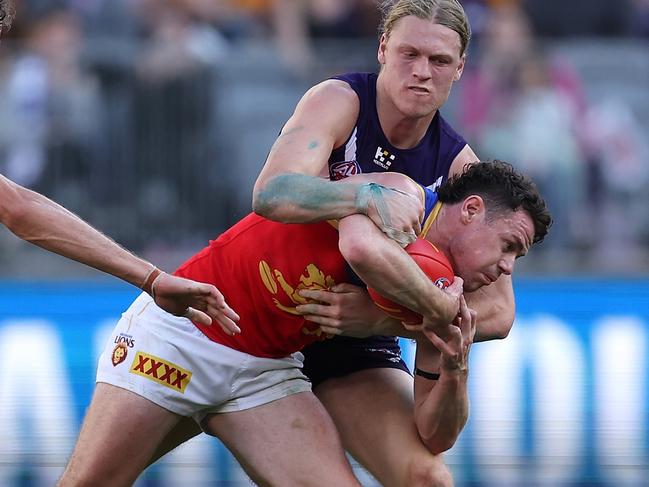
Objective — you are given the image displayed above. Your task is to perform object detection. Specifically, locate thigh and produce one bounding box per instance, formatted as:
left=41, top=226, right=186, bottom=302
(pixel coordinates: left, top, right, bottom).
left=59, top=383, right=183, bottom=487
left=315, top=368, right=450, bottom=487
left=148, top=416, right=203, bottom=466
left=203, top=391, right=360, bottom=487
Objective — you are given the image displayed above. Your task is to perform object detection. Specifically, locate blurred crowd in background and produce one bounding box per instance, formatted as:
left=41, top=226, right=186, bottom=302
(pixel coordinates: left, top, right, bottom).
left=0, top=0, right=648, bottom=276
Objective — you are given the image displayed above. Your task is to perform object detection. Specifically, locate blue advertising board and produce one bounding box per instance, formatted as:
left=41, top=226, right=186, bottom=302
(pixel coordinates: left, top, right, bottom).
left=0, top=279, right=647, bottom=486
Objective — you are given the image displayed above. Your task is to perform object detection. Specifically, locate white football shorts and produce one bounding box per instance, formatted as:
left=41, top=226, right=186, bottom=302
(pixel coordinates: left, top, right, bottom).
left=96, top=293, right=311, bottom=422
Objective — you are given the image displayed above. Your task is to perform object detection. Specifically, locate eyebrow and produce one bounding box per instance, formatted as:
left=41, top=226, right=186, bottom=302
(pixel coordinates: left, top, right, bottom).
left=511, top=236, right=530, bottom=258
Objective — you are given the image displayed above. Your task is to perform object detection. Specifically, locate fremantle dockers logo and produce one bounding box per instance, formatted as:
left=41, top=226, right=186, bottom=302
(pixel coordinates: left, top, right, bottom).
left=330, top=160, right=360, bottom=180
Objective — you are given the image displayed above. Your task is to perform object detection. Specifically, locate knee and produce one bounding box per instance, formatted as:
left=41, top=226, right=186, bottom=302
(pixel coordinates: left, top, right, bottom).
left=405, top=455, right=454, bottom=487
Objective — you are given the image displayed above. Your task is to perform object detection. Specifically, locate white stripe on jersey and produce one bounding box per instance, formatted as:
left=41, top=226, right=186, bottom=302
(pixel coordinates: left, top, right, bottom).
left=344, top=127, right=358, bottom=162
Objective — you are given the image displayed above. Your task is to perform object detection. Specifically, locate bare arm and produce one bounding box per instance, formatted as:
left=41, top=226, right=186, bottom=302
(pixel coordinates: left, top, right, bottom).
left=466, top=274, right=514, bottom=341
left=253, top=79, right=358, bottom=220
left=0, top=175, right=240, bottom=331
left=296, top=172, right=459, bottom=334
left=337, top=181, right=459, bottom=328
left=252, top=81, right=422, bottom=239
left=413, top=296, right=476, bottom=454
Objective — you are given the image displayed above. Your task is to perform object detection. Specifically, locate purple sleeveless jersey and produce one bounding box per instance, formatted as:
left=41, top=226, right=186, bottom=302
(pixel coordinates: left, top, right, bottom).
left=301, top=72, right=469, bottom=388
left=328, top=72, right=467, bottom=190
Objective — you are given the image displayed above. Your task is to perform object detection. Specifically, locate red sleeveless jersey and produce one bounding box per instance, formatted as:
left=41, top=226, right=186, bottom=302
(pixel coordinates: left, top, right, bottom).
left=174, top=213, right=347, bottom=358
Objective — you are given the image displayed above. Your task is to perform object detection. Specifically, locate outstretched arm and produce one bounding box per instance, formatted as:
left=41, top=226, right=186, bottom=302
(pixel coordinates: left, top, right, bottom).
left=413, top=296, right=476, bottom=454
left=0, top=175, right=240, bottom=333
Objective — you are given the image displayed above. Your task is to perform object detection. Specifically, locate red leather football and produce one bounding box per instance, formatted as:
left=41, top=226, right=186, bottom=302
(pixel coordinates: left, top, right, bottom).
left=367, top=238, right=454, bottom=325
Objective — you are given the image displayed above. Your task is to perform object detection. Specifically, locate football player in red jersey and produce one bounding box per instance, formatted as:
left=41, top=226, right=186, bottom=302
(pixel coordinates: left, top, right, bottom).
left=60, top=161, right=551, bottom=487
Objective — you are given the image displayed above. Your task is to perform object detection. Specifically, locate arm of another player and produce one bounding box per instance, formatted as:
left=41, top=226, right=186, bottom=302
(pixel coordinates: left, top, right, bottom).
left=337, top=173, right=459, bottom=327
left=449, top=146, right=516, bottom=341
left=252, top=80, right=421, bottom=239
left=0, top=175, right=240, bottom=333
left=413, top=296, right=476, bottom=454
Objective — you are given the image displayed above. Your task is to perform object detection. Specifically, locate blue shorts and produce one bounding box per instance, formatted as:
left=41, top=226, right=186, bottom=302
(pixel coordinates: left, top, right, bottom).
left=301, top=335, right=411, bottom=388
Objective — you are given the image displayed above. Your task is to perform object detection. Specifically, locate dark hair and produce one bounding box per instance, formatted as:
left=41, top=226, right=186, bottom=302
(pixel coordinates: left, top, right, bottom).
left=0, top=0, right=15, bottom=31
left=437, top=160, right=552, bottom=244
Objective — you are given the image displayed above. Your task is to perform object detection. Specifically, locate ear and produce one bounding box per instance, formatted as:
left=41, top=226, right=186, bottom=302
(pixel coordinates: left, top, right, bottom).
left=454, top=54, right=466, bottom=82
left=461, top=195, right=485, bottom=224
left=377, top=33, right=388, bottom=65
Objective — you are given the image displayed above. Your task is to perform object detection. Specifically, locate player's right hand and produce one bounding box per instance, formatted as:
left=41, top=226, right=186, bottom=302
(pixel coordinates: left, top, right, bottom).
left=151, top=273, right=241, bottom=335
left=362, top=184, right=423, bottom=246
left=407, top=276, right=463, bottom=334
left=295, top=283, right=385, bottom=338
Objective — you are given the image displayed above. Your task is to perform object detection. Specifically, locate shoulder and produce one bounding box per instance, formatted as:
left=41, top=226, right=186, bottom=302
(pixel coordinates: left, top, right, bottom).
left=290, top=80, right=360, bottom=146
left=438, top=115, right=466, bottom=144
left=299, top=79, right=360, bottom=111
left=448, top=145, right=479, bottom=177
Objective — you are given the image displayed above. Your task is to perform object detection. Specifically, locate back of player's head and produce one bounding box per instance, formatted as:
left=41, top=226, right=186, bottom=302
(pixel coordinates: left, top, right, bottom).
left=379, top=0, right=471, bottom=56
left=437, top=160, right=552, bottom=244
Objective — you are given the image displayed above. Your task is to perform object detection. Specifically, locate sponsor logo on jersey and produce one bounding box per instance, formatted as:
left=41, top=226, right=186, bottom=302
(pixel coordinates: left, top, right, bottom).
left=373, top=146, right=396, bottom=170
left=111, top=342, right=128, bottom=366
left=129, top=352, right=192, bottom=393
left=330, top=160, right=361, bottom=180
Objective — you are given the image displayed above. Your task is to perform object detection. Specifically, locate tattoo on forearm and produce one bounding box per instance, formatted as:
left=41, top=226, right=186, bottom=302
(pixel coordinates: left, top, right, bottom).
left=356, top=183, right=417, bottom=246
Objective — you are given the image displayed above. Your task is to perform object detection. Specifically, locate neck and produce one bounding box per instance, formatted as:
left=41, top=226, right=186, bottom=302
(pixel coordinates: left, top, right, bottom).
left=425, top=204, right=452, bottom=256
left=376, top=77, right=436, bottom=149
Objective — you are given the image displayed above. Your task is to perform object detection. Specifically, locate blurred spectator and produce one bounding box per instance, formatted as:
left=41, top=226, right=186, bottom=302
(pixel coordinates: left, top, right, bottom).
left=130, top=0, right=228, bottom=242
left=580, top=99, right=649, bottom=262
left=0, top=8, right=100, bottom=198
left=460, top=4, right=589, bottom=248
left=630, top=0, right=649, bottom=37
left=307, top=0, right=378, bottom=39
left=522, top=0, right=634, bottom=37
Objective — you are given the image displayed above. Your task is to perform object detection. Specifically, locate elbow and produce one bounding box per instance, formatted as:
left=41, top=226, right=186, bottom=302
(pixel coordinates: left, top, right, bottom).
left=419, top=432, right=457, bottom=455
left=0, top=182, right=30, bottom=235
left=252, top=184, right=275, bottom=219
left=488, top=316, right=514, bottom=340
left=252, top=174, right=296, bottom=222
left=338, top=231, right=373, bottom=271
left=252, top=190, right=270, bottom=218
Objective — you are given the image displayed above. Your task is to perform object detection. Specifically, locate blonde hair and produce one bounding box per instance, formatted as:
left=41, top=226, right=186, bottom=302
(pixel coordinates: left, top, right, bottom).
left=379, top=0, right=471, bottom=56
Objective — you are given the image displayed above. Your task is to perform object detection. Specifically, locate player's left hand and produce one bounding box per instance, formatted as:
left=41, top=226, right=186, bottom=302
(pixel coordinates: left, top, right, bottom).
left=150, top=273, right=241, bottom=335
left=422, top=295, right=476, bottom=373
left=295, top=283, right=385, bottom=337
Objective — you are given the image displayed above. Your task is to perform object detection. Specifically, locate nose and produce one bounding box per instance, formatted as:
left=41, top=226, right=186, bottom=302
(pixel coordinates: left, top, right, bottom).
left=498, top=255, right=515, bottom=276
left=412, top=57, right=431, bottom=80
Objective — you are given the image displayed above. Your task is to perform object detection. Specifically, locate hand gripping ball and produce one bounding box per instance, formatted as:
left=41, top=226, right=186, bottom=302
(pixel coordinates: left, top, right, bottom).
left=367, top=238, right=454, bottom=325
